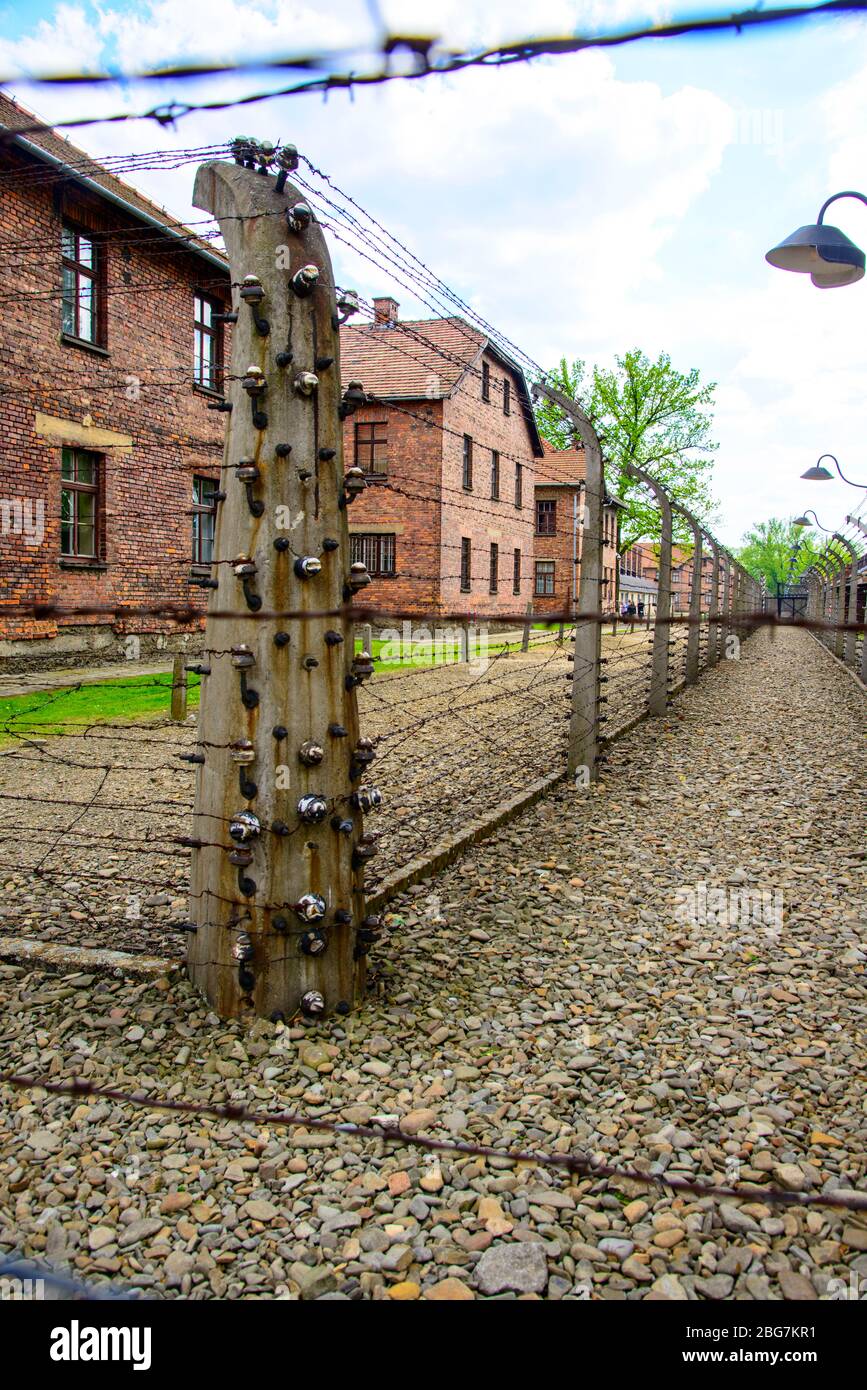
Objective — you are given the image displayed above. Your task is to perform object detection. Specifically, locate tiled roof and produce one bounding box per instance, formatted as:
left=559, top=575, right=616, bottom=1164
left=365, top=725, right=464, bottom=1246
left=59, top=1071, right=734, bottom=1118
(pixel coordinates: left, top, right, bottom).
left=0, top=93, right=227, bottom=271
left=340, top=313, right=544, bottom=455
left=537, top=438, right=587, bottom=485
left=340, top=317, right=486, bottom=399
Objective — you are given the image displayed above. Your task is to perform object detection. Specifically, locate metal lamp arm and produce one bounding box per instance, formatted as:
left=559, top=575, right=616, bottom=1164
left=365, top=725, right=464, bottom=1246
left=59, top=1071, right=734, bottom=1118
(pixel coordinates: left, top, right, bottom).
left=817, top=190, right=867, bottom=225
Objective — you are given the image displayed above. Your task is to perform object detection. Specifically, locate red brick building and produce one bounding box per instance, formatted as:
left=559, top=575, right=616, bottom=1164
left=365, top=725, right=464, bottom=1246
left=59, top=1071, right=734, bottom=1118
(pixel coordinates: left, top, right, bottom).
left=0, top=95, right=231, bottom=670
left=532, top=441, right=623, bottom=616
left=671, top=544, right=715, bottom=612
left=340, top=298, right=544, bottom=619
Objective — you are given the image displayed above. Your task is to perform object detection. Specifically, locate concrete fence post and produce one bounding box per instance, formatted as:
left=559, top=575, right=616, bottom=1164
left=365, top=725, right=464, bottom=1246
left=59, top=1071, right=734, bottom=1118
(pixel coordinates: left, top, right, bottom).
left=623, top=463, right=672, bottom=716
left=533, top=382, right=603, bottom=779
left=521, top=601, right=532, bottom=652
left=673, top=503, right=702, bottom=685
left=170, top=652, right=188, bottom=722
left=186, top=156, right=371, bottom=1021
left=706, top=534, right=721, bottom=668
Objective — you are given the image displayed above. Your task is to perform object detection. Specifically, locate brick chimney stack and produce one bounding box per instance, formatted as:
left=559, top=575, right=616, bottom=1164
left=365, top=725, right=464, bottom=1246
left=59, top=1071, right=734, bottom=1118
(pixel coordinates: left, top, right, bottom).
left=373, top=296, right=399, bottom=326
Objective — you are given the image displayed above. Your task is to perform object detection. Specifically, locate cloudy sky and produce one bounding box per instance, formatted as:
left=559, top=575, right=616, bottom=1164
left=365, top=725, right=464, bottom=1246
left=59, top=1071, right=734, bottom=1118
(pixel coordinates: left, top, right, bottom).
left=3, top=0, right=867, bottom=545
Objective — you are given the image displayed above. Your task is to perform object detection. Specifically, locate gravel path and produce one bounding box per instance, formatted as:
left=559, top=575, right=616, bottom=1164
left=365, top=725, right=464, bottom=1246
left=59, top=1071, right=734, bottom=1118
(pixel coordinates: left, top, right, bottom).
left=1, top=625, right=864, bottom=1301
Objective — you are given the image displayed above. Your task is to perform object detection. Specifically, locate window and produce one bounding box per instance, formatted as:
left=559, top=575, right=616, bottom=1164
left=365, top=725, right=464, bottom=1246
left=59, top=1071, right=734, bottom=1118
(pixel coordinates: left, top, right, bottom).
left=193, top=293, right=223, bottom=392
left=535, top=560, right=555, bottom=596
left=503, top=378, right=511, bottom=415
left=60, top=448, right=100, bottom=558
left=514, top=462, right=523, bottom=509
left=491, top=450, right=500, bottom=500
left=462, top=434, right=473, bottom=490
left=489, top=542, right=499, bottom=594
left=61, top=224, right=101, bottom=345
left=351, top=533, right=395, bottom=577
left=513, top=548, right=521, bottom=594
left=482, top=360, right=490, bottom=402
left=355, top=420, right=388, bottom=477
left=192, top=476, right=218, bottom=566
left=536, top=499, right=556, bottom=535
left=460, top=537, right=471, bottom=591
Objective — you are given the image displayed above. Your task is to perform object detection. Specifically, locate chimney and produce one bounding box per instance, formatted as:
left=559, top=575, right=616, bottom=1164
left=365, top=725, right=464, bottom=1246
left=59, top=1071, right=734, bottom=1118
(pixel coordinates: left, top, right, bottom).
left=373, top=296, right=399, bottom=326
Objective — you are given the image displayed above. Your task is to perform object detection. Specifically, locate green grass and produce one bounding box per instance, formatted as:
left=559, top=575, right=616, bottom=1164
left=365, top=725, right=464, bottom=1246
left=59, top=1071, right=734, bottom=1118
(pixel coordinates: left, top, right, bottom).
left=0, top=629, right=564, bottom=740
left=0, top=671, right=201, bottom=741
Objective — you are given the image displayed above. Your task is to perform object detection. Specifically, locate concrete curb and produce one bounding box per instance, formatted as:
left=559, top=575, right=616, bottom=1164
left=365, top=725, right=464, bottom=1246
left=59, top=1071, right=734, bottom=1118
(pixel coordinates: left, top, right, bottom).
left=0, top=936, right=179, bottom=978
left=806, top=631, right=867, bottom=697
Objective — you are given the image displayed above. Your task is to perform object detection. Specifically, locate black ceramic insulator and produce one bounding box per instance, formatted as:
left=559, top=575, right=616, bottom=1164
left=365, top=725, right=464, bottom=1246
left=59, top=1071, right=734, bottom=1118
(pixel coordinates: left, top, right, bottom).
left=274, top=632, right=290, bottom=647
left=315, top=356, right=334, bottom=371
left=274, top=537, right=290, bottom=551
left=273, top=916, right=289, bottom=933
left=324, top=630, right=343, bottom=645
left=271, top=820, right=290, bottom=835
left=273, top=725, right=288, bottom=740
left=328, top=723, right=347, bottom=738
left=318, top=448, right=336, bottom=461
left=322, top=538, right=339, bottom=552
left=275, top=443, right=292, bottom=457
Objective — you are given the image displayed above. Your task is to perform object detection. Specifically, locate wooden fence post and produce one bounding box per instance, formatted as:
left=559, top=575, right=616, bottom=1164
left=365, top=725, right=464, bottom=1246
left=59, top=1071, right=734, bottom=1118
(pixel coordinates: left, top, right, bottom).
left=170, top=653, right=188, bottom=722
left=186, top=154, right=373, bottom=1021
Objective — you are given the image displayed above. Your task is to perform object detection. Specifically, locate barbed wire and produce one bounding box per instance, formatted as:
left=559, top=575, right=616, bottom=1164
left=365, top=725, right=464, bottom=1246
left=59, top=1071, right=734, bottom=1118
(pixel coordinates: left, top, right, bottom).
left=1, top=3, right=864, bottom=134
left=3, top=1070, right=865, bottom=1214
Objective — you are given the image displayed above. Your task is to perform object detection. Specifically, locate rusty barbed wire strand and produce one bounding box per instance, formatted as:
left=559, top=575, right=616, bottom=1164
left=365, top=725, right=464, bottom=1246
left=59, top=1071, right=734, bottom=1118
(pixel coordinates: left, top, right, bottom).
left=1, top=3, right=865, bottom=135
left=3, top=1070, right=866, bottom=1214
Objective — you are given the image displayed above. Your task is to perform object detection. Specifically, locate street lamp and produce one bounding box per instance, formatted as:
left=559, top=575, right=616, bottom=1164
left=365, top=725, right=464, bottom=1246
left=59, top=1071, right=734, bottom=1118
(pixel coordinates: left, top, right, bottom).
left=800, top=453, right=867, bottom=487
left=793, top=509, right=832, bottom=531
left=766, top=191, right=867, bottom=288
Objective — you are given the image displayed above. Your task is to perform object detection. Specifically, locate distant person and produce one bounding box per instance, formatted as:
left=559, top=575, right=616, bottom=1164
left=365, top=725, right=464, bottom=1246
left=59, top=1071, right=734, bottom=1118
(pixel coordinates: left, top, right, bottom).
left=637, top=600, right=645, bottom=619
left=620, top=600, right=629, bottom=619
left=627, top=600, right=637, bottom=620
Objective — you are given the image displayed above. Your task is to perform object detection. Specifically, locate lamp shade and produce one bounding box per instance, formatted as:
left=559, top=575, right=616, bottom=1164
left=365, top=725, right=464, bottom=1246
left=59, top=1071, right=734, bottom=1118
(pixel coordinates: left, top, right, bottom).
left=793, top=515, right=811, bottom=527
left=801, top=464, right=833, bottom=481
left=765, top=223, right=865, bottom=287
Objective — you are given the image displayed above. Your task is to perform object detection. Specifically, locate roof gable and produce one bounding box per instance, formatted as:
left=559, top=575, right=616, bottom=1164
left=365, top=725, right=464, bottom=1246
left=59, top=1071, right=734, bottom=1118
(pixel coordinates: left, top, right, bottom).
left=0, top=93, right=228, bottom=273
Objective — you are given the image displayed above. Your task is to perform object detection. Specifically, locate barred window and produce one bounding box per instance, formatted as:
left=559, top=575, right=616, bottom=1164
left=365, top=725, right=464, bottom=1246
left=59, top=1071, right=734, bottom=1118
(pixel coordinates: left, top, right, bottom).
left=491, top=450, right=500, bottom=500
left=489, top=542, right=499, bottom=594
left=536, top=499, right=556, bottom=535
left=482, top=360, right=490, bottom=402
left=350, top=533, right=395, bottom=576
left=513, top=547, right=521, bottom=594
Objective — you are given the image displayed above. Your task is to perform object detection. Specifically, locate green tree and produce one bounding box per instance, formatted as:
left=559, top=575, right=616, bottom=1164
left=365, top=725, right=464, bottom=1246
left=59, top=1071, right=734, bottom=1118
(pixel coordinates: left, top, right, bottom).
left=535, top=350, right=719, bottom=550
left=737, top=517, right=823, bottom=593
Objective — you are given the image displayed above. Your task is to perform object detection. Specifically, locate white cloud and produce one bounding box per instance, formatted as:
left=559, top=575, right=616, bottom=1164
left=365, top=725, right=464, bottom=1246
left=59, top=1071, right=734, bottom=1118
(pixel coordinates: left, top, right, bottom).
left=3, top=0, right=867, bottom=547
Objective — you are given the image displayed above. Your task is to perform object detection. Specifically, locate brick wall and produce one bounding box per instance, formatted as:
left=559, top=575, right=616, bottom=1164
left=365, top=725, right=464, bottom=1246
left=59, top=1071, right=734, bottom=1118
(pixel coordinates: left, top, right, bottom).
left=0, top=143, right=231, bottom=669
left=439, top=351, right=537, bottom=620
left=532, top=486, right=620, bottom=616
left=340, top=347, right=541, bottom=624
left=341, top=398, right=442, bottom=620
